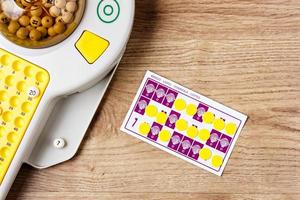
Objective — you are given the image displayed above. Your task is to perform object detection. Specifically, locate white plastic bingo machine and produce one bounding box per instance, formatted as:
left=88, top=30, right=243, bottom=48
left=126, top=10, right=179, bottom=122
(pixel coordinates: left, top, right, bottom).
left=0, top=0, right=135, bottom=198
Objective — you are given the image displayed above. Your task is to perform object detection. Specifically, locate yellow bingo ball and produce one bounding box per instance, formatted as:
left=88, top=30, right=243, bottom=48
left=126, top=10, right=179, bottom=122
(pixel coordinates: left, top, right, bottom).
left=202, top=111, right=215, bottom=124
left=187, top=126, right=198, bottom=138
left=175, top=119, right=188, bottom=131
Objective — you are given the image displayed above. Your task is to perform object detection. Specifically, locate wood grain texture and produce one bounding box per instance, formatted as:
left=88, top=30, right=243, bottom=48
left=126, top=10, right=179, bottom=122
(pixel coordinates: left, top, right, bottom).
left=7, top=0, right=300, bottom=199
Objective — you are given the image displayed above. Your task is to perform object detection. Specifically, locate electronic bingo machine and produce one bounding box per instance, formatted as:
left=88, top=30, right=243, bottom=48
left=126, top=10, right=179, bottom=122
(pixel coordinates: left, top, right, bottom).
left=0, top=0, right=135, bottom=198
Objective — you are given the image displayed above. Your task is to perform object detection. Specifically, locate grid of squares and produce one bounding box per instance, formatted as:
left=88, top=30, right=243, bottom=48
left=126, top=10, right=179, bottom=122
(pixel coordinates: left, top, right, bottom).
left=128, top=78, right=241, bottom=172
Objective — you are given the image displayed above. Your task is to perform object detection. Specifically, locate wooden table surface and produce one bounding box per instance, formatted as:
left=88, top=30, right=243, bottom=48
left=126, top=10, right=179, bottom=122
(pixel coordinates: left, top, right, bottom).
left=8, top=0, right=300, bottom=199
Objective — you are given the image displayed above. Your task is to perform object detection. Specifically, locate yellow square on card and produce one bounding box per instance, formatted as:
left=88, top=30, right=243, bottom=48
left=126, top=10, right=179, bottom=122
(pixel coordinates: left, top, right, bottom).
left=75, top=31, right=110, bottom=64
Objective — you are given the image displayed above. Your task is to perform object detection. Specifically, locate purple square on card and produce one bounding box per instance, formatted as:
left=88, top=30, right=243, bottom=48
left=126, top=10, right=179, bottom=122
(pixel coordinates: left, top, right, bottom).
left=152, top=84, right=168, bottom=103
left=142, top=80, right=158, bottom=99
left=165, top=110, right=181, bottom=129
left=162, top=89, right=178, bottom=108
left=167, top=132, right=184, bottom=151
left=216, top=134, right=232, bottom=153
left=134, top=96, right=150, bottom=115
left=147, top=122, right=163, bottom=142
left=178, top=136, right=193, bottom=155
left=188, top=141, right=204, bottom=160
left=206, top=129, right=222, bottom=148
left=193, top=103, right=209, bottom=122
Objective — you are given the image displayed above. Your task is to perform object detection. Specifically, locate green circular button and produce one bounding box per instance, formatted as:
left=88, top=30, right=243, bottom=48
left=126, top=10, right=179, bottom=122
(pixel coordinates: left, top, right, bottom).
left=104, top=5, right=114, bottom=16
left=97, top=0, right=120, bottom=23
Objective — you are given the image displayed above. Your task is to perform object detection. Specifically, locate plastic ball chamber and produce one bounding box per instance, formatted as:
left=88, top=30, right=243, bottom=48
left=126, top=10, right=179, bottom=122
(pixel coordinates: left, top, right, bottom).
left=0, top=0, right=135, bottom=199
left=0, top=0, right=85, bottom=48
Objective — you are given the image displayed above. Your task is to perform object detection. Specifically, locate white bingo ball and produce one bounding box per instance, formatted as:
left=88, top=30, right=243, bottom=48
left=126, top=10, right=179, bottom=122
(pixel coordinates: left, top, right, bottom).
left=55, top=0, right=66, bottom=9
left=66, top=1, right=77, bottom=13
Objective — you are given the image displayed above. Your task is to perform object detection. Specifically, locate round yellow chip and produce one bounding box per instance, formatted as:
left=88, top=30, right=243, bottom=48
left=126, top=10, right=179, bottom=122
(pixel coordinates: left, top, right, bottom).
left=7, top=132, right=18, bottom=143
left=187, top=126, right=198, bottom=138
left=174, top=98, right=186, bottom=111
left=211, top=155, right=223, bottom=168
left=5, top=75, right=15, bottom=86
left=199, top=129, right=210, bottom=141
left=186, top=104, right=197, bottom=116
left=199, top=148, right=212, bottom=160
left=145, top=105, right=158, bottom=117
left=202, top=112, right=215, bottom=124
left=0, top=147, right=10, bottom=158
left=138, top=122, right=150, bottom=135
left=17, top=81, right=26, bottom=92
left=159, top=130, right=171, bottom=142
left=156, top=112, right=168, bottom=124
left=2, top=111, right=13, bottom=122
left=225, top=122, right=237, bottom=135
left=9, top=96, right=20, bottom=107
left=213, top=118, right=225, bottom=131
left=175, top=119, right=188, bottom=131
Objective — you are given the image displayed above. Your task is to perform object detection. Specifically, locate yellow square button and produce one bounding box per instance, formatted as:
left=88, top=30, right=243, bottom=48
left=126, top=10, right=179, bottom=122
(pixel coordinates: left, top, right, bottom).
left=75, top=31, right=110, bottom=64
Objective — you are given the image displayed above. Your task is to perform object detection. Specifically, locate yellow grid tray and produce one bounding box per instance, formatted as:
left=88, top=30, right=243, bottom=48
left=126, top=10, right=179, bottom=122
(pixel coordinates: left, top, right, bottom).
left=0, top=49, right=49, bottom=184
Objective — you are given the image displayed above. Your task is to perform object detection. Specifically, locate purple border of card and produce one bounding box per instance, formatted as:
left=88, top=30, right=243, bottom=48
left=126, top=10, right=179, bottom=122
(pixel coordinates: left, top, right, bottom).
left=125, top=77, right=242, bottom=172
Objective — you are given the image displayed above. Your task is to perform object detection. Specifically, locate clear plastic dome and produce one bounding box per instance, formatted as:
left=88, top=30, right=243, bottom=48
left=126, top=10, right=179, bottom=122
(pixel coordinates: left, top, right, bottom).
left=0, top=0, right=85, bottom=49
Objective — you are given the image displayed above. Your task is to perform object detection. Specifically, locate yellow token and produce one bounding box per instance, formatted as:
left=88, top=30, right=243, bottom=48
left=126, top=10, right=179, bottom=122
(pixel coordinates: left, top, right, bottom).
left=12, top=60, right=22, bottom=71
left=0, top=55, right=9, bottom=66
left=159, top=129, right=171, bottom=142
left=0, top=147, right=9, bottom=158
left=21, top=102, right=32, bottom=113
left=211, top=155, right=223, bottom=168
left=199, top=129, right=210, bottom=141
left=174, top=98, right=186, bottom=111
left=2, top=111, right=13, bottom=122
left=9, top=96, right=20, bottom=107
left=202, top=112, right=215, bottom=124
left=225, top=122, right=237, bottom=135
left=24, top=66, right=35, bottom=77
left=186, top=104, right=197, bottom=116
left=36, top=71, right=47, bottom=82
left=199, top=148, right=212, bottom=160
left=156, top=112, right=168, bottom=124
left=213, top=118, right=225, bottom=131
left=145, top=105, right=158, bottom=117
left=7, top=132, right=18, bottom=143
left=175, top=119, right=188, bottom=131
left=5, top=75, right=15, bottom=86
left=187, top=126, right=198, bottom=138
left=14, top=117, right=25, bottom=128
left=138, top=122, right=150, bottom=135
left=17, top=81, right=26, bottom=92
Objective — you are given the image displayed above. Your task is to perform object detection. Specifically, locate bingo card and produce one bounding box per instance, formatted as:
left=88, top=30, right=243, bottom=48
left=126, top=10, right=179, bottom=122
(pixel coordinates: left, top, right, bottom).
left=121, top=71, right=247, bottom=176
